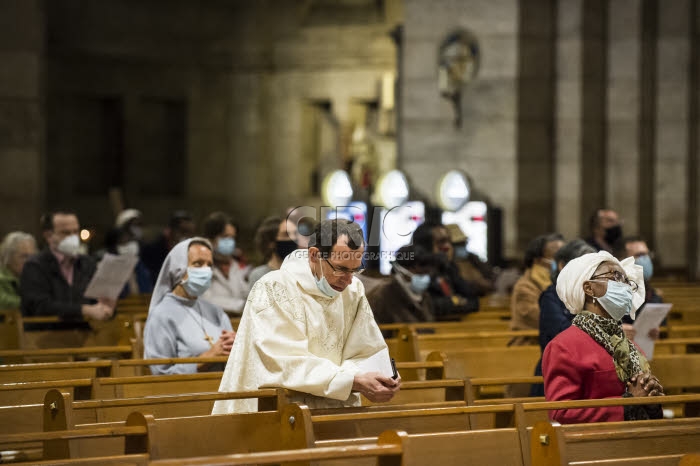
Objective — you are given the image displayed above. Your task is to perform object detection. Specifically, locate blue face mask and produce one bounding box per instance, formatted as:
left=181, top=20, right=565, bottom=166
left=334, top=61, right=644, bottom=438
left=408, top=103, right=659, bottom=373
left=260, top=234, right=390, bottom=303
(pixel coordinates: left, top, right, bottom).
left=596, top=280, right=634, bottom=321
left=314, top=259, right=339, bottom=298
left=182, top=266, right=213, bottom=298
left=410, top=274, right=431, bottom=294
left=216, top=237, right=235, bottom=256
left=635, top=254, right=653, bottom=281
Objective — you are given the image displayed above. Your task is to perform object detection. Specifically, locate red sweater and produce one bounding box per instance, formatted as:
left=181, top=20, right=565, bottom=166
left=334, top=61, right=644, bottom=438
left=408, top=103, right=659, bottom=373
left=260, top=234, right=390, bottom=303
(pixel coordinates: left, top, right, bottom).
left=542, top=325, right=625, bottom=423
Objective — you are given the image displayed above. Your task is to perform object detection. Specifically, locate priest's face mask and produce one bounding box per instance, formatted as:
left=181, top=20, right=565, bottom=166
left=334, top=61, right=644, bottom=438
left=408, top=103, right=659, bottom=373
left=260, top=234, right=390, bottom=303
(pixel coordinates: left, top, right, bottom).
left=310, top=237, right=365, bottom=294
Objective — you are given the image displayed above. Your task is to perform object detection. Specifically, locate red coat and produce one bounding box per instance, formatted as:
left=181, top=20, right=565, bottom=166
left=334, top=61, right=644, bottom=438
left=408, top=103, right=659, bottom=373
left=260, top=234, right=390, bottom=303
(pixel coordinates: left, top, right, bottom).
left=542, top=325, right=625, bottom=423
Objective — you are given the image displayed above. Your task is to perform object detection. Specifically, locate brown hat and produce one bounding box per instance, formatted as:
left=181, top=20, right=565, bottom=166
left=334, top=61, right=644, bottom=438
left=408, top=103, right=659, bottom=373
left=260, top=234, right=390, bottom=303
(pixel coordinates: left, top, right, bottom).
left=445, top=223, right=467, bottom=243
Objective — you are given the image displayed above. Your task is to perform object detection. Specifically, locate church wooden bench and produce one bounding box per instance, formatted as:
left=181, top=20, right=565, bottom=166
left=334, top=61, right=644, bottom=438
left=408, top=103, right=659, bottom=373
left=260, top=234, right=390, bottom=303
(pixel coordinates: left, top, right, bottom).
left=48, top=387, right=283, bottom=427
left=654, top=337, right=700, bottom=355
left=91, top=372, right=224, bottom=399
left=0, top=345, right=135, bottom=364
left=0, top=309, right=22, bottom=350
left=360, top=378, right=468, bottom=406
left=0, top=378, right=94, bottom=406
left=303, top=402, right=516, bottom=442
left=680, top=453, right=700, bottom=466
left=393, top=328, right=539, bottom=362
left=133, top=416, right=523, bottom=466
left=427, top=346, right=542, bottom=382
left=530, top=416, right=700, bottom=466
left=465, top=375, right=545, bottom=429
left=518, top=393, right=700, bottom=465
left=148, top=427, right=524, bottom=466
left=0, top=412, right=149, bottom=464
left=147, top=441, right=400, bottom=466
left=650, top=354, right=700, bottom=416
left=0, top=360, right=113, bottom=383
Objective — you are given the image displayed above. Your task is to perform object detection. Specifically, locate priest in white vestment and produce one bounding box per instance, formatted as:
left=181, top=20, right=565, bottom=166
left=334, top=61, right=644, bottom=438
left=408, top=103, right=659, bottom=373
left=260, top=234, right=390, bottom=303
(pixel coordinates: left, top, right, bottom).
left=213, top=219, right=400, bottom=413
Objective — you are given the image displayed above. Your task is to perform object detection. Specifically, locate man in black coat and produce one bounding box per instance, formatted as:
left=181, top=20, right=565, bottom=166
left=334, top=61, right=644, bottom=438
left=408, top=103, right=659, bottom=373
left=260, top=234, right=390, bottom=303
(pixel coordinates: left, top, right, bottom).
left=20, top=210, right=114, bottom=336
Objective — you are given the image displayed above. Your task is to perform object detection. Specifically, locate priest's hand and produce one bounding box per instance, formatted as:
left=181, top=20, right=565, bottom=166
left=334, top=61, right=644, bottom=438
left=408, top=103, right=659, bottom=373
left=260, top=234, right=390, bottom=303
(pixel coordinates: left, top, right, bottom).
left=352, top=372, right=400, bottom=403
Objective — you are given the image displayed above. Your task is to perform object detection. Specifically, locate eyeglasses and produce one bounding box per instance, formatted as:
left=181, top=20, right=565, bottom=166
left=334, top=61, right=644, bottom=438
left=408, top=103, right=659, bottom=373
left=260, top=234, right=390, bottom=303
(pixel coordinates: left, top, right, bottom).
left=590, top=271, right=639, bottom=292
left=323, top=259, right=365, bottom=277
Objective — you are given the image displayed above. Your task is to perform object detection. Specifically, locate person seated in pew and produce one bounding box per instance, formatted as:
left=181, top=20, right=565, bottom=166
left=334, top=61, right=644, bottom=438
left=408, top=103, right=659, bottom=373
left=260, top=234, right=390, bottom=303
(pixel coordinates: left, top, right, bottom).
left=141, top=209, right=196, bottom=288
left=20, top=210, right=115, bottom=347
left=98, top=225, right=153, bottom=298
left=213, top=219, right=400, bottom=413
left=143, top=237, right=236, bottom=374
left=366, top=245, right=437, bottom=328
left=446, top=223, right=496, bottom=296
left=248, top=215, right=302, bottom=287
left=543, top=251, right=665, bottom=423
left=0, top=231, right=37, bottom=310
left=531, top=238, right=595, bottom=396
left=411, top=222, right=480, bottom=319
left=509, top=233, right=565, bottom=346
left=201, top=211, right=250, bottom=315
left=613, top=236, right=664, bottom=341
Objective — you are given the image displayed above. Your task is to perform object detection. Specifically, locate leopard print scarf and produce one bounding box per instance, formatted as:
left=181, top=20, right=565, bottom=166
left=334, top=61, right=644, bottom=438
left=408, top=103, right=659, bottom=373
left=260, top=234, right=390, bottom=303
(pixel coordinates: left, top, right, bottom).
left=573, top=311, right=650, bottom=383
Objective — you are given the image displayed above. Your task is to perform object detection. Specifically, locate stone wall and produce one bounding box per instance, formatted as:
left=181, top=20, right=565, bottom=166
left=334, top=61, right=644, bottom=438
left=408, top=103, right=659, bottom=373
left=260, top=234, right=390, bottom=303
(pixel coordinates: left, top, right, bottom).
left=0, top=0, right=44, bottom=237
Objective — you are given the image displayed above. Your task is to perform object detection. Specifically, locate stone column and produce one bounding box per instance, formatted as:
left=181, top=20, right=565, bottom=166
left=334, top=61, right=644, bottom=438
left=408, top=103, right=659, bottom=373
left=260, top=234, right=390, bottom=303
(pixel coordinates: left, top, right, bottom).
left=606, top=0, right=641, bottom=235
left=0, top=0, right=44, bottom=236
left=554, top=0, right=583, bottom=239
left=654, top=0, right=690, bottom=268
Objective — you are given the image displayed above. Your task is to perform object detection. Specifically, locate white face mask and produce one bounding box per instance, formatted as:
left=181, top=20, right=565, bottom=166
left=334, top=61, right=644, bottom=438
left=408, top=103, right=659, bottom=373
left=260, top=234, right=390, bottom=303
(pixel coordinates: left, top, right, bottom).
left=117, top=241, right=139, bottom=256
left=596, top=280, right=634, bottom=321
left=314, top=258, right=339, bottom=298
left=56, top=234, right=81, bottom=257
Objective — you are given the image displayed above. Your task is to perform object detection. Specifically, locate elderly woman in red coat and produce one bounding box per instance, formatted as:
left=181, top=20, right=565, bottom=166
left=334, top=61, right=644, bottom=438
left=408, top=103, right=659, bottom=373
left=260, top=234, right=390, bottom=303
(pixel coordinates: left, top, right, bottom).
left=542, top=251, right=664, bottom=424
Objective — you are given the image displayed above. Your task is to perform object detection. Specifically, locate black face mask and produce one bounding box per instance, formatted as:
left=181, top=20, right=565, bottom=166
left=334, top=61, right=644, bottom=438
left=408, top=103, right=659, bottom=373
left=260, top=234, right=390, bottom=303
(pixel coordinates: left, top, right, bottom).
left=275, top=240, right=298, bottom=260
left=604, top=224, right=622, bottom=245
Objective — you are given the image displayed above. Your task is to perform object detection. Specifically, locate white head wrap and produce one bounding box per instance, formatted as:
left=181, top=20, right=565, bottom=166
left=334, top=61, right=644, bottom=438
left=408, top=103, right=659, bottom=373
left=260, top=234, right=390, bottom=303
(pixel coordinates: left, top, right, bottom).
left=148, top=237, right=212, bottom=314
left=115, top=208, right=142, bottom=228
left=555, top=250, right=645, bottom=318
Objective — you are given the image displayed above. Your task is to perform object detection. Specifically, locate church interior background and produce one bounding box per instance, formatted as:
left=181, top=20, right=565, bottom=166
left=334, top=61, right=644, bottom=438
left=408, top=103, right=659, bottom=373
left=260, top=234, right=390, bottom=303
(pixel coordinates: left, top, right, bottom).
left=0, top=0, right=698, bottom=278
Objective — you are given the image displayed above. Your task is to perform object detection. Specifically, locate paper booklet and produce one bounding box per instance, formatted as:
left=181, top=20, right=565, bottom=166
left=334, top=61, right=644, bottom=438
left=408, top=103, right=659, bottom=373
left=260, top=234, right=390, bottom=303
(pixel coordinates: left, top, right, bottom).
left=84, top=253, right=139, bottom=302
left=633, top=303, right=673, bottom=360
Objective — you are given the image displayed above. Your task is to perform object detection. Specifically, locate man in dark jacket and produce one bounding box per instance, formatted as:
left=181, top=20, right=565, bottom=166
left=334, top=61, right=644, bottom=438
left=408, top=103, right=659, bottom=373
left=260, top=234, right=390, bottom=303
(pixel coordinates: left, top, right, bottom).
left=20, top=210, right=114, bottom=340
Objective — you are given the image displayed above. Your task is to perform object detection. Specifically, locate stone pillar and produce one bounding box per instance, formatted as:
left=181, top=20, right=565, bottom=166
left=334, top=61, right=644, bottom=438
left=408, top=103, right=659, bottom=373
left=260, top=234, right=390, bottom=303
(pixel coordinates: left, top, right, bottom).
left=606, top=0, right=641, bottom=235
left=0, top=0, right=44, bottom=236
left=654, top=0, right=690, bottom=268
left=554, top=0, right=583, bottom=239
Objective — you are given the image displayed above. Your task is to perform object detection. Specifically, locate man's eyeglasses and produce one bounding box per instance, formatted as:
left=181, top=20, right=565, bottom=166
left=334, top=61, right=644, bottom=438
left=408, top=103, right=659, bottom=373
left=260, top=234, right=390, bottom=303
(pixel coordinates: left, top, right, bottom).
left=590, top=271, right=639, bottom=292
left=323, top=259, right=365, bottom=277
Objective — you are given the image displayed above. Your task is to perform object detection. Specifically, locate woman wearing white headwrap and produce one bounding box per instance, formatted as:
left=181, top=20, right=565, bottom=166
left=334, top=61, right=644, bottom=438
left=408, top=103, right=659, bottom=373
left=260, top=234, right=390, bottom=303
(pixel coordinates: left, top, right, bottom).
left=143, top=238, right=235, bottom=375
left=542, top=251, right=664, bottom=424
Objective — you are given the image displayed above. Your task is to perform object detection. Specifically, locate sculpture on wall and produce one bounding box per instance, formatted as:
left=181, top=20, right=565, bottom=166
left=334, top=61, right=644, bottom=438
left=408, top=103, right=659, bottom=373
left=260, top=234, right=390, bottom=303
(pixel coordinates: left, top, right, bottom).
left=438, top=29, right=480, bottom=128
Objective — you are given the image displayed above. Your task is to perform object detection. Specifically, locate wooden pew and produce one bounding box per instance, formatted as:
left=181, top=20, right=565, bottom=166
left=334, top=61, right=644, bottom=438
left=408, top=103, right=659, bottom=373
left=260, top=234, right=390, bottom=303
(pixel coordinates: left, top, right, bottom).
left=465, top=375, right=545, bottom=429
left=0, top=378, right=94, bottom=405
left=0, top=309, right=22, bottom=350
left=91, top=372, right=223, bottom=399
left=307, top=402, right=514, bottom=442
left=0, top=360, right=113, bottom=383
left=680, top=453, right=700, bottom=466
left=430, top=347, right=541, bottom=382
left=360, top=378, right=468, bottom=406
left=0, top=345, right=135, bottom=364
left=531, top=418, right=700, bottom=466
left=519, top=393, right=700, bottom=466
left=147, top=427, right=525, bottom=466
left=0, top=412, right=150, bottom=464
left=393, top=327, right=539, bottom=362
